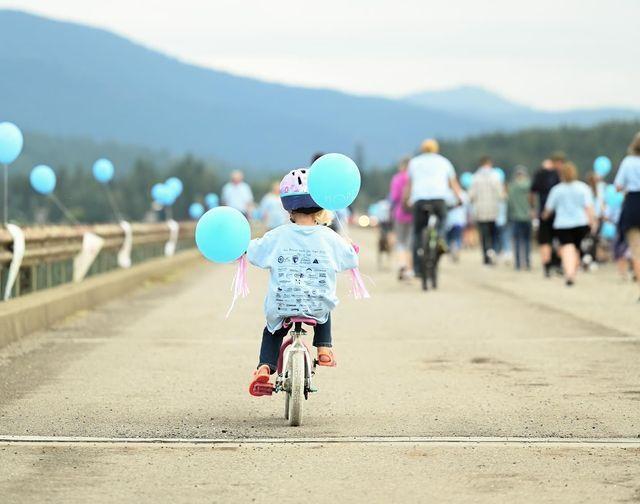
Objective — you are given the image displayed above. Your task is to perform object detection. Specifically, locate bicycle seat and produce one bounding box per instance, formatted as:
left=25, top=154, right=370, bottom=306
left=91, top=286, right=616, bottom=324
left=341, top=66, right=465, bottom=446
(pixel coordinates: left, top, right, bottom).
left=284, top=317, right=317, bottom=328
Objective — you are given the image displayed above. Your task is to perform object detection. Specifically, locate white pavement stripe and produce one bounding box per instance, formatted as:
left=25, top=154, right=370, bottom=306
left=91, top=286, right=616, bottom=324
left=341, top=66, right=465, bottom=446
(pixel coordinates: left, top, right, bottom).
left=1, top=436, right=639, bottom=446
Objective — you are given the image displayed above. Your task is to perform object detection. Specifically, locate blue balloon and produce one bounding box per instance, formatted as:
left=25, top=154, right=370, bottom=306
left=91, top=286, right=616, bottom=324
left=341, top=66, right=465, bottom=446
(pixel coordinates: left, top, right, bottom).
left=308, top=153, right=361, bottom=210
left=0, top=122, right=23, bottom=164
left=601, top=221, right=616, bottom=240
left=166, top=177, right=183, bottom=198
left=30, top=165, right=56, bottom=195
left=151, top=183, right=164, bottom=202
left=195, top=206, right=251, bottom=263
left=92, top=158, right=114, bottom=183
left=493, top=167, right=506, bottom=183
left=151, top=183, right=175, bottom=206
left=460, top=172, right=474, bottom=189
left=594, top=156, right=612, bottom=177
left=205, top=193, right=219, bottom=208
left=189, top=202, right=205, bottom=219
left=604, top=184, right=623, bottom=208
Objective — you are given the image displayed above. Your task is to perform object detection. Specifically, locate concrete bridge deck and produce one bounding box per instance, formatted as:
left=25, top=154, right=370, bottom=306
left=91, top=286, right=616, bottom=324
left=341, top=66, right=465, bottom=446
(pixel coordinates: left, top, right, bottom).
left=1, top=230, right=638, bottom=503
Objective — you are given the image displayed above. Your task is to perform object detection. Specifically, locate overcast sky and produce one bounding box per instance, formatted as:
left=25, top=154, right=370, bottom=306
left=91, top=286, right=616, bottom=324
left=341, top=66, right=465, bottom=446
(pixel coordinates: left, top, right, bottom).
left=2, top=0, right=639, bottom=110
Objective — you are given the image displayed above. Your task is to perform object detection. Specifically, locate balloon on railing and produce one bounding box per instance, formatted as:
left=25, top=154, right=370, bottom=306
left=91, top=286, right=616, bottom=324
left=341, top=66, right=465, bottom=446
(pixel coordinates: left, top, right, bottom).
left=151, top=183, right=175, bottom=207
left=0, top=122, right=23, bottom=164
left=493, top=167, right=506, bottom=183
left=460, top=172, right=474, bottom=189
left=29, top=165, right=57, bottom=195
left=601, top=221, right=617, bottom=240
left=205, top=193, right=219, bottom=208
left=195, top=206, right=251, bottom=263
left=308, top=153, right=361, bottom=210
left=92, top=158, right=115, bottom=184
left=165, top=177, right=183, bottom=199
left=189, top=202, right=205, bottom=219
left=594, top=156, right=612, bottom=177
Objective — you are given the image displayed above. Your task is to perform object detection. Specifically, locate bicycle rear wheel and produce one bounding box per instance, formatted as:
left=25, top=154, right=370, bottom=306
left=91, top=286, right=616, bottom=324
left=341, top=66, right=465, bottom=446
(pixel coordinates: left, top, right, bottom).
left=288, top=351, right=305, bottom=426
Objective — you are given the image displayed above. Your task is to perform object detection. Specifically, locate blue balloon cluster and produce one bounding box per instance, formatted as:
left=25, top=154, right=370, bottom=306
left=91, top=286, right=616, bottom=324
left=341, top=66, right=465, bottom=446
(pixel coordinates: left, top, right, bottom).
left=205, top=193, right=219, bottom=208
left=0, top=122, right=23, bottom=165
left=308, top=153, right=361, bottom=210
left=150, top=178, right=184, bottom=207
left=594, top=156, right=612, bottom=177
left=93, top=158, right=115, bottom=184
left=460, top=172, right=474, bottom=189
left=195, top=206, right=251, bottom=263
left=189, top=202, right=205, bottom=219
left=30, top=165, right=56, bottom=195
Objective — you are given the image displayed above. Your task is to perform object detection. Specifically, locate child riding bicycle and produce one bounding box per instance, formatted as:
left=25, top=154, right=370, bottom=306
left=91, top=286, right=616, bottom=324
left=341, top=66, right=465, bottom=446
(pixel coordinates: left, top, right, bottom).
left=247, top=169, right=359, bottom=396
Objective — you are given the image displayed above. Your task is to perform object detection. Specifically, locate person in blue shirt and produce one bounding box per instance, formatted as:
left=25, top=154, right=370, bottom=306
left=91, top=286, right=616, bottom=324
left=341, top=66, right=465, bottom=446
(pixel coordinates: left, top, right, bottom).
left=259, top=182, right=289, bottom=230
left=247, top=169, right=358, bottom=396
left=615, top=131, right=640, bottom=300
left=543, top=162, right=595, bottom=286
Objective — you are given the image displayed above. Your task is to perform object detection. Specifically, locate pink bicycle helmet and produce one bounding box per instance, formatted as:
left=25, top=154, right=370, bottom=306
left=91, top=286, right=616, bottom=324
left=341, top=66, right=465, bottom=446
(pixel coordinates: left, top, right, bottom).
left=280, top=168, right=321, bottom=213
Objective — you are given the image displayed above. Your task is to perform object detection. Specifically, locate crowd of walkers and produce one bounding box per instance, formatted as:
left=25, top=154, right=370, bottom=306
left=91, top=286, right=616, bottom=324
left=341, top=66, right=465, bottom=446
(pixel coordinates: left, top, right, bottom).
left=382, top=132, right=640, bottom=300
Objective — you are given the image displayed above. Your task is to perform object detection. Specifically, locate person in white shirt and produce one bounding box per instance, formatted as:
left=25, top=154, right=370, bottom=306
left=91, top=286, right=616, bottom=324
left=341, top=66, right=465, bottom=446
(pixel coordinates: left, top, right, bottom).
left=221, top=170, right=254, bottom=216
left=404, top=139, right=463, bottom=275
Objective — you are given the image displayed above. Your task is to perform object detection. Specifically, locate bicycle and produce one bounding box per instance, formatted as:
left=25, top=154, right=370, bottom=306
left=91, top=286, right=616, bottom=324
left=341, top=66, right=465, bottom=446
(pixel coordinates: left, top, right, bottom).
left=417, top=213, right=441, bottom=291
left=251, top=317, right=318, bottom=426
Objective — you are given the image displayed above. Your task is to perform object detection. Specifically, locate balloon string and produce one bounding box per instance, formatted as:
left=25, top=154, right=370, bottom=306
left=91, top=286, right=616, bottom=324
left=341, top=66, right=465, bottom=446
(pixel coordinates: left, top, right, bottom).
left=104, top=186, right=124, bottom=222
left=334, top=211, right=351, bottom=240
left=3, top=164, right=8, bottom=225
left=226, top=255, right=250, bottom=318
left=49, top=194, right=81, bottom=226
left=349, top=268, right=371, bottom=300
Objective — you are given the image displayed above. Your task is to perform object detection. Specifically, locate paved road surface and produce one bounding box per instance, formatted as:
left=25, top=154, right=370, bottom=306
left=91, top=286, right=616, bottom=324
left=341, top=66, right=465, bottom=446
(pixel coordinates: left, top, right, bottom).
left=1, top=229, right=639, bottom=502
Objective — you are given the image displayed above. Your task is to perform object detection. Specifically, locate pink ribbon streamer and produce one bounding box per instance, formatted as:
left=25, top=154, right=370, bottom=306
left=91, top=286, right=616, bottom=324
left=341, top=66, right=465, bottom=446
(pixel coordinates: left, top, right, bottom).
left=349, top=268, right=371, bottom=300
left=226, top=255, right=250, bottom=318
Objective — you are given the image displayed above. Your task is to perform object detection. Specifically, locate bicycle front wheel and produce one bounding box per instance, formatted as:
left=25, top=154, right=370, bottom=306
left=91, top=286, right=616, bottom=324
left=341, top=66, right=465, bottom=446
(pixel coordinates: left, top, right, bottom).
left=288, top=351, right=305, bottom=426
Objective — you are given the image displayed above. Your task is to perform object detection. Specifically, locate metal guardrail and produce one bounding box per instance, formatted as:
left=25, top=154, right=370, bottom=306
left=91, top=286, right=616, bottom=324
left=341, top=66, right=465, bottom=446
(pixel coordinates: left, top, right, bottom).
left=0, top=221, right=196, bottom=300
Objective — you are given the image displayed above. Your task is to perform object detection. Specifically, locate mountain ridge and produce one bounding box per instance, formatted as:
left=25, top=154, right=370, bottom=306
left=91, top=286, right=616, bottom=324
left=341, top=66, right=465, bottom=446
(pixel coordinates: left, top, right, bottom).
left=1, top=9, right=638, bottom=170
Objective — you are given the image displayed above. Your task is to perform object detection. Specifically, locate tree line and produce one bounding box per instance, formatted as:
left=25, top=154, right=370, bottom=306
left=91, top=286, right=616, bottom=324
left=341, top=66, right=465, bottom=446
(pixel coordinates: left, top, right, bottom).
left=6, top=120, right=640, bottom=223
left=360, top=120, right=640, bottom=204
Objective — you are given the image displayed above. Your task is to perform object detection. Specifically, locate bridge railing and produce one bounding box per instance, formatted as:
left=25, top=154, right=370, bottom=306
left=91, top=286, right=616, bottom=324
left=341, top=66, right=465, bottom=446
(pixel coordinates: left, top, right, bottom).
left=0, top=221, right=196, bottom=300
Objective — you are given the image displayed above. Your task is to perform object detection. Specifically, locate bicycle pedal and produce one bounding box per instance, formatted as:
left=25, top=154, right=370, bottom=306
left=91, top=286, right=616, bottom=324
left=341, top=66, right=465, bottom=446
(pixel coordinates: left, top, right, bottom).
left=251, top=383, right=274, bottom=396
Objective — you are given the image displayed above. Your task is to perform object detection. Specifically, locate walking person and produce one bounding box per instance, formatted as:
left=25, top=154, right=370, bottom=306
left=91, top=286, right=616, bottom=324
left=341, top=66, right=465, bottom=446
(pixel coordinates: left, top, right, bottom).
left=530, top=155, right=563, bottom=277
left=614, top=131, right=640, bottom=300
left=389, top=157, right=413, bottom=279
left=508, top=166, right=533, bottom=270
left=221, top=170, right=254, bottom=217
left=259, top=182, right=289, bottom=230
left=469, top=156, right=504, bottom=265
left=542, top=162, right=595, bottom=286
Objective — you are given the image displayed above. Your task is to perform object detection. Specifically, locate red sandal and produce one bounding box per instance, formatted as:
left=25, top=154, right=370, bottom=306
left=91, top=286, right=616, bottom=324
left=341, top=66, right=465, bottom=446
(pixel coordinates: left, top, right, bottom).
left=317, top=348, right=337, bottom=367
left=249, top=365, right=274, bottom=396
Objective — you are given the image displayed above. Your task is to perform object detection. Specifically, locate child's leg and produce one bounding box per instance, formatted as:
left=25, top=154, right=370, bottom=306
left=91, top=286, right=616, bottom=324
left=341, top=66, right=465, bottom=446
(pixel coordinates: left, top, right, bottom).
left=312, top=315, right=332, bottom=349
left=258, top=325, right=289, bottom=373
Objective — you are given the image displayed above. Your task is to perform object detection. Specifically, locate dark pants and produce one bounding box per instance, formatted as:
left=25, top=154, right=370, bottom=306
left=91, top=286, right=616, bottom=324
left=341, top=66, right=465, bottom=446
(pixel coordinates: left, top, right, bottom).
left=512, top=221, right=532, bottom=270
left=259, top=316, right=332, bottom=372
left=412, top=199, right=447, bottom=275
left=477, top=221, right=497, bottom=264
